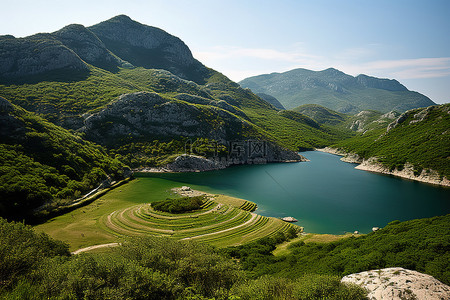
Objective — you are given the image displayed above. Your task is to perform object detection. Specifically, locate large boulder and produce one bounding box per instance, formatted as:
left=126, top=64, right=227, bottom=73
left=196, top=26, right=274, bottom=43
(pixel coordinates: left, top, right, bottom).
left=342, top=267, right=450, bottom=300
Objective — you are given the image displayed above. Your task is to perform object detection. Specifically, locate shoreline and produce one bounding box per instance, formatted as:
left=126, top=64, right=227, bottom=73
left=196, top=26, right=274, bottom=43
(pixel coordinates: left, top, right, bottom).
left=316, top=147, right=450, bottom=187
left=135, top=154, right=308, bottom=174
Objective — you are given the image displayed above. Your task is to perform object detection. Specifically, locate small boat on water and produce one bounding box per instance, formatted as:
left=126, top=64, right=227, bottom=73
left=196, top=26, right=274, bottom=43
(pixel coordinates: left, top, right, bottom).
left=281, top=216, right=298, bottom=222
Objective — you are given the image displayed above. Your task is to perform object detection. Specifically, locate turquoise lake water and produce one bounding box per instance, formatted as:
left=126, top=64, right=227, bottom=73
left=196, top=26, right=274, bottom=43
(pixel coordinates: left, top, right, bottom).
left=140, top=151, right=450, bottom=234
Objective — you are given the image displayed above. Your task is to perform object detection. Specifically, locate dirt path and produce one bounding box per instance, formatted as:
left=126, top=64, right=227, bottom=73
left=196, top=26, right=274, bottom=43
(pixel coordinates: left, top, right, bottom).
left=72, top=242, right=120, bottom=255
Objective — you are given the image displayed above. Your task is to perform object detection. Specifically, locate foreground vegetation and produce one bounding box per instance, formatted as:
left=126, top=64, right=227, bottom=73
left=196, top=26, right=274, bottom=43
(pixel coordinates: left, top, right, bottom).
left=1, top=217, right=367, bottom=299
left=5, top=215, right=450, bottom=298
left=222, top=214, right=450, bottom=286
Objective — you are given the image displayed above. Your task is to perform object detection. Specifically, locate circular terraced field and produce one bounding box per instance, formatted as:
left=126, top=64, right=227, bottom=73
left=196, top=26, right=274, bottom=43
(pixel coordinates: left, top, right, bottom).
left=102, top=200, right=299, bottom=247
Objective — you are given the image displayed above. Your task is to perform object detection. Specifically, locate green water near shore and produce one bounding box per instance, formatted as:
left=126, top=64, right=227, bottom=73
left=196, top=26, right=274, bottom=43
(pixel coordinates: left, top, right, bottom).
left=137, top=151, right=450, bottom=234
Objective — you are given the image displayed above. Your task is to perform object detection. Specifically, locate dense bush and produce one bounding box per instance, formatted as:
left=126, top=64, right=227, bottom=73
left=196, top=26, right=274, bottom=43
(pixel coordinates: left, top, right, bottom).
left=224, top=214, right=450, bottom=285
left=0, top=102, right=126, bottom=221
left=0, top=221, right=244, bottom=299
left=151, top=196, right=206, bottom=213
left=232, top=274, right=367, bottom=300
left=0, top=218, right=70, bottom=292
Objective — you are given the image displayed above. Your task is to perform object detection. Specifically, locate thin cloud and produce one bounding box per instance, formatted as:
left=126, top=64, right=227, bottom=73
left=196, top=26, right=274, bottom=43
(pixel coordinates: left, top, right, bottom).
left=362, top=57, right=450, bottom=79
left=193, top=46, right=450, bottom=82
left=194, top=46, right=320, bottom=64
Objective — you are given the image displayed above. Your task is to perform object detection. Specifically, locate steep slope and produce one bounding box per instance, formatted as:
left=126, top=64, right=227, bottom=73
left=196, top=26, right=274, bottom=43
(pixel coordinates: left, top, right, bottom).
left=53, top=24, right=133, bottom=72
left=88, top=15, right=210, bottom=84
left=256, top=93, right=285, bottom=110
left=0, top=33, right=89, bottom=81
left=332, top=104, right=450, bottom=183
left=0, top=96, right=126, bottom=221
left=0, top=15, right=349, bottom=173
left=293, top=103, right=401, bottom=133
left=239, top=68, right=435, bottom=113
left=293, top=104, right=348, bottom=126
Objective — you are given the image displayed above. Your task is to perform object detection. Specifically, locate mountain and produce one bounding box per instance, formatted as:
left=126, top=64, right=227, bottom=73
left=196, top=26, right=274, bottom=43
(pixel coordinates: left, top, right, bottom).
left=333, top=104, right=450, bottom=181
left=88, top=15, right=210, bottom=83
left=0, top=15, right=349, bottom=216
left=0, top=96, right=126, bottom=221
left=239, top=68, right=436, bottom=114
left=53, top=23, right=133, bottom=72
left=0, top=16, right=345, bottom=161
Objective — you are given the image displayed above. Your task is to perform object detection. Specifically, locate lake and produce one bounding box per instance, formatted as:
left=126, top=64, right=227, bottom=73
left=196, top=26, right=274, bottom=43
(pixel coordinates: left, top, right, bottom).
left=138, top=151, right=450, bottom=234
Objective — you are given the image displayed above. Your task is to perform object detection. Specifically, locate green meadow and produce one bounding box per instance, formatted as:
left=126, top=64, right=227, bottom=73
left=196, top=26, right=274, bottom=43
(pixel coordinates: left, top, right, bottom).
left=35, top=176, right=299, bottom=251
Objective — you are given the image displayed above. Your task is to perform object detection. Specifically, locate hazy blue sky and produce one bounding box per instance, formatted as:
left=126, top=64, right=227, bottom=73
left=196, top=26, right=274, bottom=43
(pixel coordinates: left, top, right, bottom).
left=1, top=0, right=449, bottom=103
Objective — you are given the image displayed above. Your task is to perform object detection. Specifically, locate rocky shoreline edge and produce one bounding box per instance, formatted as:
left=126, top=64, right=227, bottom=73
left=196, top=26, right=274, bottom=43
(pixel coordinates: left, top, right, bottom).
left=317, top=147, right=450, bottom=187
left=135, top=152, right=308, bottom=173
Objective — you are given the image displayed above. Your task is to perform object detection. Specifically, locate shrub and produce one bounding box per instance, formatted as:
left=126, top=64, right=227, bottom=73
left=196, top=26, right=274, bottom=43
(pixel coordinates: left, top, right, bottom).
left=151, top=196, right=206, bottom=213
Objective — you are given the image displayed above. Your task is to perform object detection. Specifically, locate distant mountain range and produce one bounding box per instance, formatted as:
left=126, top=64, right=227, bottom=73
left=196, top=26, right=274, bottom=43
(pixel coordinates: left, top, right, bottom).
left=239, top=68, right=435, bottom=114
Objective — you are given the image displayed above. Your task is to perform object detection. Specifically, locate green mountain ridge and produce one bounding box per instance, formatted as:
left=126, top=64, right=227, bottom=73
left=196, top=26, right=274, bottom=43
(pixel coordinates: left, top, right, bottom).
left=333, top=104, right=450, bottom=179
left=293, top=103, right=401, bottom=132
left=0, top=16, right=344, bottom=155
left=239, top=68, right=435, bottom=114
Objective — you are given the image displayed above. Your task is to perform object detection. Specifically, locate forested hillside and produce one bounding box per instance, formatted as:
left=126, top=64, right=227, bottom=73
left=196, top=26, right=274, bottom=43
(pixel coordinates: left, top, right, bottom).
left=332, top=104, right=450, bottom=179
left=0, top=96, right=125, bottom=221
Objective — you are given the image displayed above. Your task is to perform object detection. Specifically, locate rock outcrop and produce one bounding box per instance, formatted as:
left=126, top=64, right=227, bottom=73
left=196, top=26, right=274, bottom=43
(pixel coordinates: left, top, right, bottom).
left=355, top=158, right=450, bottom=187
left=88, top=15, right=208, bottom=83
left=53, top=24, right=133, bottom=71
left=317, top=147, right=450, bottom=187
left=0, top=34, right=88, bottom=80
left=342, top=267, right=450, bottom=300
left=81, top=91, right=251, bottom=145
left=165, top=155, right=227, bottom=172
left=81, top=91, right=306, bottom=168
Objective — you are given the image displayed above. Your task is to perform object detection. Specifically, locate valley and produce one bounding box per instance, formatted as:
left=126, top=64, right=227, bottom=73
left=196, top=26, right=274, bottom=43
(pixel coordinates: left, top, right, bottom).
left=1, top=12, right=449, bottom=300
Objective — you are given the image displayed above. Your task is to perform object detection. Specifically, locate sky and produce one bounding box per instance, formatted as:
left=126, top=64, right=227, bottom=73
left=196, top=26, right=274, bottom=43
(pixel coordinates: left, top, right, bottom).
left=1, top=0, right=449, bottom=103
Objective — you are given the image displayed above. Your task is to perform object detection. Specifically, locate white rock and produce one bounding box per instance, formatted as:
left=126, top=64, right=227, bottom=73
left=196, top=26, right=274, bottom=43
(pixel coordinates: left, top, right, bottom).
left=342, top=267, right=450, bottom=300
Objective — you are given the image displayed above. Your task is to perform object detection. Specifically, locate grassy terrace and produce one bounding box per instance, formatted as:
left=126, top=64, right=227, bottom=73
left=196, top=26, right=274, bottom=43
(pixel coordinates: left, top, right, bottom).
left=35, top=176, right=301, bottom=251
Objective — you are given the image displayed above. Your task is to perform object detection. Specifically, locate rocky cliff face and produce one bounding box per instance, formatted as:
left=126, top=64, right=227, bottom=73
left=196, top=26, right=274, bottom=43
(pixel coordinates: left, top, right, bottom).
left=0, top=34, right=88, bottom=80
left=88, top=15, right=208, bottom=82
left=356, top=74, right=408, bottom=91
left=80, top=91, right=305, bottom=168
left=256, top=93, right=285, bottom=110
left=53, top=24, right=133, bottom=71
left=80, top=91, right=253, bottom=146
left=0, top=15, right=209, bottom=83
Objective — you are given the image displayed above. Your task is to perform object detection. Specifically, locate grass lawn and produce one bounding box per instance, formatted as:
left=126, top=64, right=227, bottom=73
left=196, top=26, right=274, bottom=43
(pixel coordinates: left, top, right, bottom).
left=35, top=176, right=299, bottom=252
left=34, top=177, right=178, bottom=251
left=272, top=233, right=357, bottom=256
